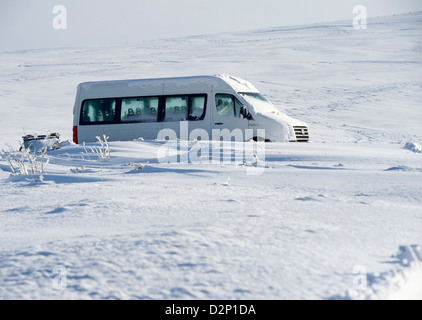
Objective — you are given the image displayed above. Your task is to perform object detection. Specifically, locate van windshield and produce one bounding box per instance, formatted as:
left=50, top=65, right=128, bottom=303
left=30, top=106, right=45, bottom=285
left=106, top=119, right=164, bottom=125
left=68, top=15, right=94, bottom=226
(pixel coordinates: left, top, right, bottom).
left=239, top=92, right=279, bottom=114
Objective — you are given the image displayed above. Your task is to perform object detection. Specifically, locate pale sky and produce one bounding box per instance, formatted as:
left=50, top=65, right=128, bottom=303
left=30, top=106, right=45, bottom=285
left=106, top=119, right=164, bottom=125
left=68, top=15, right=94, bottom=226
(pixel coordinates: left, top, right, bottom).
left=0, top=0, right=421, bottom=51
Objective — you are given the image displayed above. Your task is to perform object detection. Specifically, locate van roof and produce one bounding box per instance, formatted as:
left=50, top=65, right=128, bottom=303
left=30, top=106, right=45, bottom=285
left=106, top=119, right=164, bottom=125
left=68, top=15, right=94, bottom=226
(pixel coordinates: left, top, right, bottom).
left=77, top=74, right=259, bottom=94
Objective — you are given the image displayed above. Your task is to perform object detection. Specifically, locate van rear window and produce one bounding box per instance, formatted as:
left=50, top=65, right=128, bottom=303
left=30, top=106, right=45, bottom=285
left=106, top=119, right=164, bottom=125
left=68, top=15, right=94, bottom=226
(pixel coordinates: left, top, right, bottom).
left=81, top=99, right=117, bottom=124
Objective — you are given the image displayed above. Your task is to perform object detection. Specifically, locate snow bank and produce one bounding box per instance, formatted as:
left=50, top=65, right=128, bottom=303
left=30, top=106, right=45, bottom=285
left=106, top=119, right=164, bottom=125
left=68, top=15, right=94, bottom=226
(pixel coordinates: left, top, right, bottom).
left=385, top=245, right=422, bottom=300
left=404, top=142, right=422, bottom=153
left=338, top=245, right=422, bottom=300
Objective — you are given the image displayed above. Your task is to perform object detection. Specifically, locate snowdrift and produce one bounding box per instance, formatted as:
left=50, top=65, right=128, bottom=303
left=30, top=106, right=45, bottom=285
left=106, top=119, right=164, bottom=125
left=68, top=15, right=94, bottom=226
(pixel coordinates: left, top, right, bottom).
left=0, top=11, right=421, bottom=300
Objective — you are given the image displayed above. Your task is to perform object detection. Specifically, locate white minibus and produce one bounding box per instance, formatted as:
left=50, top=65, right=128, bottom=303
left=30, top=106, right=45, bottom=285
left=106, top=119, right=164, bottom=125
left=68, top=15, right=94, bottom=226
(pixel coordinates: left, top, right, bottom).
left=72, top=74, right=309, bottom=144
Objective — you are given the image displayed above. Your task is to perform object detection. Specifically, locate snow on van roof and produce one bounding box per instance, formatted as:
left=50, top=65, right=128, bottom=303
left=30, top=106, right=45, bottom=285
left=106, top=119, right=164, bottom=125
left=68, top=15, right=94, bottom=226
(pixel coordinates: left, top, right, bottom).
left=77, top=74, right=259, bottom=93
left=214, top=74, right=258, bottom=92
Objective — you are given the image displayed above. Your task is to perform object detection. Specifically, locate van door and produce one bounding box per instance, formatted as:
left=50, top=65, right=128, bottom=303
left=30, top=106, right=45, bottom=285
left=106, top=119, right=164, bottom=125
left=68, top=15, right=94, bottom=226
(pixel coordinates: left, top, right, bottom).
left=213, top=93, right=249, bottom=140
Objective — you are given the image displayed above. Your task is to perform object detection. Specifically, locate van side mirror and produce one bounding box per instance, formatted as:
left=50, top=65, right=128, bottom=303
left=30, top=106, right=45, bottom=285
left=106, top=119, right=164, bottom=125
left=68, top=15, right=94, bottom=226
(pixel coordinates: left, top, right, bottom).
left=241, top=106, right=253, bottom=120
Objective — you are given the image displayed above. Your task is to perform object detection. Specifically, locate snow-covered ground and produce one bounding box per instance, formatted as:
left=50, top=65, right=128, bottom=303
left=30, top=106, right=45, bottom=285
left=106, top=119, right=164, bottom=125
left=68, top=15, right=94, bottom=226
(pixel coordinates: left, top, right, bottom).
left=0, top=12, right=421, bottom=300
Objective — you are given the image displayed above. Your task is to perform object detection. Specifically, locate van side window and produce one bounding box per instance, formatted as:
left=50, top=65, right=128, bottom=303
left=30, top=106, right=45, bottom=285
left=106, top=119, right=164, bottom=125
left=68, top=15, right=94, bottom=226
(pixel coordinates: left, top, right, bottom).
left=81, top=98, right=117, bottom=124
left=216, top=94, right=244, bottom=118
left=189, top=96, right=206, bottom=120
left=121, top=97, right=159, bottom=123
left=164, top=96, right=189, bottom=122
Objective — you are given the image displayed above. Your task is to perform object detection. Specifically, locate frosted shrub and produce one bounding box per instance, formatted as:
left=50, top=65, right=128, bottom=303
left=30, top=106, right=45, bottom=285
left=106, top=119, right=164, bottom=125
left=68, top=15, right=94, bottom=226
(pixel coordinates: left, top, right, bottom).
left=82, top=134, right=111, bottom=160
left=128, top=162, right=145, bottom=170
left=96, top=134, right=111, bottom=159
left=4, top=143, right=49, bottom=177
